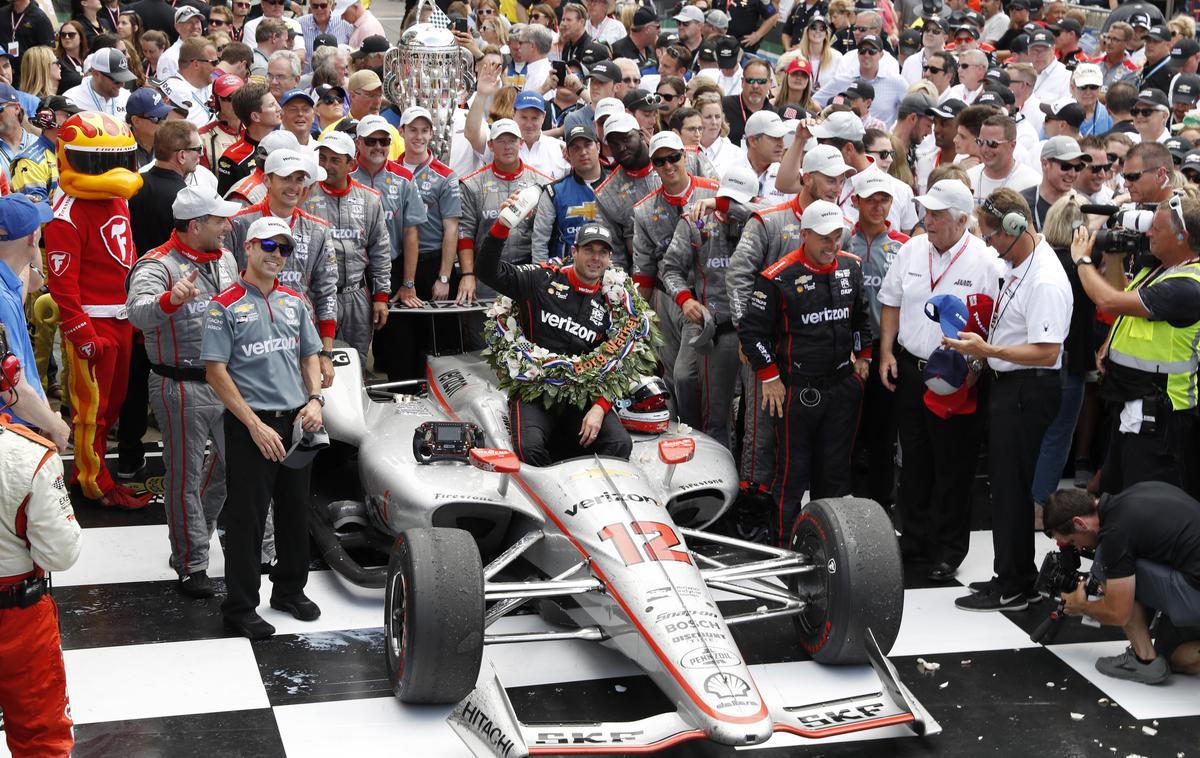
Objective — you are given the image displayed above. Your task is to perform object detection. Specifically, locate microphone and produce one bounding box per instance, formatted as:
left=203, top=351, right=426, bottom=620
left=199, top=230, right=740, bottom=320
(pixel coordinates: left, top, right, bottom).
left=1080, top=204, right=1120, bottom=217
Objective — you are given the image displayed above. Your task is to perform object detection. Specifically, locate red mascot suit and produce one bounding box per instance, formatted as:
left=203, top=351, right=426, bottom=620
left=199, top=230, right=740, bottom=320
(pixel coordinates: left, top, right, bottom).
left=45, top=112, right=151, bottom=508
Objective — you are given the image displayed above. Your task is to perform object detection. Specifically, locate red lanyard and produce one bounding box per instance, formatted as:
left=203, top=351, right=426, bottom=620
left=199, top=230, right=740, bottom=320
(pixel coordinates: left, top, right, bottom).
left=928, top=235, right=969, bottom=292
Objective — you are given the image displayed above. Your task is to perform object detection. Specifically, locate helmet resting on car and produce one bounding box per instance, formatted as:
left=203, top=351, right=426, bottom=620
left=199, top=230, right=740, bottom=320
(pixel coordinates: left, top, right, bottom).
left=617, top=376, right=671, bottom=434
left=57, top=111, right=143, bottom=200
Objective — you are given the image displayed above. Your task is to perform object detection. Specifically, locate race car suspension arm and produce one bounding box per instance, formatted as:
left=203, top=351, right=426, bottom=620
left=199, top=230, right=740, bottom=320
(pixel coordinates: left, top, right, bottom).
left=484, top=560, right=595, bottom=628
left=483, top=529, right=545, bottom=580
left=708, top=580, right=806, bottom=626
left=697, top=555, right=814, bottom=584
left=484, top=626, right=608, bottom=645
left=485, top=577, right=603, bottom=601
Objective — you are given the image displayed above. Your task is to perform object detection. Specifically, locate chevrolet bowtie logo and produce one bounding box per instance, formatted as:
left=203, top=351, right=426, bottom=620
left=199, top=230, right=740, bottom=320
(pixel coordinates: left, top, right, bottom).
left=567, top=201, right=597, bottom=220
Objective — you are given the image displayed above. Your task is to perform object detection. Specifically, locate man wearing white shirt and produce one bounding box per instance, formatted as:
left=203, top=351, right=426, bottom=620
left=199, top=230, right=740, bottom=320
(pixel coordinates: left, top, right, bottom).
left=504, top=91, right=570, bottom=179
left=1028, top=30, right=1071, bottom=105
left=944, top=49, right=988, bottom=105
left=733, top=110, right=789, bottom=203
left=64, top=49, right=133, bottom=118
left=1132, top=88, right=1173, bottom=144
left=815, top=35, right=908, bottom=125
left=966, top=114, right=1041, bottom=201
left=980, top=0, right=1008, bottom=43
left=515, top=25, right=554, bottom=93
left=243, top=0, right=305, bottom=57
left=585, top=0, right=627, bottom=44
left=877, top=179, right=1002, bottom=582
left=1006, top=62, right=1045, bottom=139
left=161, top=38, right=217, bottom=128
left=818, top=12, right=901, bottom=101
left=156, top=6, right=205, bottom=82
left=949, top=187, right=1071, bottom=612
left=900, top=15, right=948, bottom=85
left=1020, top=135, right=1090, bottom=231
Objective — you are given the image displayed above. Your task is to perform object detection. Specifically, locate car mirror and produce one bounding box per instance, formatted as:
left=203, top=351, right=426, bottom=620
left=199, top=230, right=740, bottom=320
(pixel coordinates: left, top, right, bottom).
left=659, top=437, right=695, bottom=487
left=470, top=448, right=521, bottom=474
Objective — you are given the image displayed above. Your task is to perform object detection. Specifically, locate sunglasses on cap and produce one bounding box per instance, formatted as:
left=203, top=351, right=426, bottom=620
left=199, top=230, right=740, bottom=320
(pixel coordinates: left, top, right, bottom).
left=258, top=239, right=294, bottom=256
left=651, top=151, right=683, bottom=167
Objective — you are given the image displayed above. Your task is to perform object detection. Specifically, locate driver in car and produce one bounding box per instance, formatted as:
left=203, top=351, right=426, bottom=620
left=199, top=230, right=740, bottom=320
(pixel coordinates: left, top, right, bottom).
left=476, top=198, right=634, bottom=466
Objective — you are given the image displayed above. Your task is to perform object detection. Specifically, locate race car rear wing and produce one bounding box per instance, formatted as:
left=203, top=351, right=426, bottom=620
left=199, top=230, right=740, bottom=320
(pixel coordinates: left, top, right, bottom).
left=447, top=631, right=939, bottom=757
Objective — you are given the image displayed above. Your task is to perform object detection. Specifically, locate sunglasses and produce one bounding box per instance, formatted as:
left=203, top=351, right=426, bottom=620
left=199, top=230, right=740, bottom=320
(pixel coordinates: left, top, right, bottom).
left=478, top=8, right=496, bottom=15
left=311, top=2, right=329, bottom=7
left=209, top=18, right=226, bottom=25
left=923, top=65, right=945, bottom=74
left=530, top=11, right=546, bottom=19
left=1077, top=84, right=1100, bottom=91
left=808, top=23, right=828, bottom=32
left=1122, top=169, right=1154, bottom=182
left=1169, top=191, right=1187, bottom=233
left=622, top=76, right=641, bottom=84
left=262, top=0, right=285, bottom=5
left=319, top=94, right=343, bottom=105
left=58, top=30, right=78, bottom=38
left=744, top=76, right=769, bottom=85
left=924, top=26, right=944, bottom=34
left=860, top=48, right=881, bottom=55
left=1054, top=160, right=1086, bottom=172
left=233, top=1, right=251, bottom=5
left=869, top=149, right=894, bottom=159
left=1130, top=107, right=1162, bottom=117
left=1107, top=152, right=1123, bottom=164
left=1087, top=162, right=1113, bottom=173
left=657, top=91, right=680, bottom=102
left=853, top=25, right=876, bottom=32
left=258, top=239, right=294, bottom=256
left=180, top=145, right=204, bottom=153
left=651, top=151, right=683, bottom=167
left=959, top=62, right=979, bottom=69
left=362, top=136, right=391, bottom=147
left=976, top=137, right=1012, bottom=148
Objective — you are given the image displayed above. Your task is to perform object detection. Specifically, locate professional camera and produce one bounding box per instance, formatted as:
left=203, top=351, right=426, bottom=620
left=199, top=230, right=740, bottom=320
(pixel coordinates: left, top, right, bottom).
left=1083, top=203, right=1155, bottom=257
left=1030, top=547, right=1102, bottom=644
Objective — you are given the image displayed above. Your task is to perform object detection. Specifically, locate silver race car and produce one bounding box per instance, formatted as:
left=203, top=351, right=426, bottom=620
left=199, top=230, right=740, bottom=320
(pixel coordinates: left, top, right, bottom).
left=317, top=328, right=938, bottom=757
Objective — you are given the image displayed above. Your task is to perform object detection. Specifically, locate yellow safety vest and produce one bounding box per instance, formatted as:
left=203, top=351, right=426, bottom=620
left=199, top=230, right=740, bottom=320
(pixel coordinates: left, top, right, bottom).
left=1108, top=262, right=1200, bottom=411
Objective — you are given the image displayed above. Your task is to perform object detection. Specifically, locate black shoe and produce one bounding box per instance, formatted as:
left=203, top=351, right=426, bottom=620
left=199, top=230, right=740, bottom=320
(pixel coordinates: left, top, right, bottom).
left=270, top=593, right=321, bottom=621
left=968, top=577, right=1041, bottom=602
left=223, top=613, right=275, bottom=640
left=115, top=460, right=145, bottom=481
left=177, top=570, right=214, bottom=599
left=928, top=562, right=957, bottom=582
left=955, top=588, right=1029, bottom=613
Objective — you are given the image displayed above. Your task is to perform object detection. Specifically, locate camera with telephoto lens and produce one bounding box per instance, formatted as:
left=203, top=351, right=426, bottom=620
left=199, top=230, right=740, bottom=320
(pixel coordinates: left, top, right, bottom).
left=1083, top=203, right=1155, bottom=258
left=1030, top=547, right=1102, bottom=644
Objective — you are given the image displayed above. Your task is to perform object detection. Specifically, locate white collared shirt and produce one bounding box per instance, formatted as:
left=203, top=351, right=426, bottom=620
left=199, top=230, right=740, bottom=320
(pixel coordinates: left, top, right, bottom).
left=837, top=161, right=919, bottom=234
left=1033, top=60, right=1071, bottom=105
left=482, top=135, right=570, bottom=180
left=987, top=238, right=1072, bottom=372
left=878, top=229, right=1003, bottom=360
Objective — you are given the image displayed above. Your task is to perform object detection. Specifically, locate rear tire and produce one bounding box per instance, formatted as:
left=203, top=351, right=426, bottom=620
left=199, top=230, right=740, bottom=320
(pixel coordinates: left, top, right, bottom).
left=384, top=527, right=484, bottom=703
left=787, top=497, right=903, bottom=664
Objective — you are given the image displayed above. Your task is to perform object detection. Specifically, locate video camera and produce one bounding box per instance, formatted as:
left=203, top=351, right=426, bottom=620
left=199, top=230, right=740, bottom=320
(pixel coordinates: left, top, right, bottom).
left=1030, top=547, right=1102, bottom=644
left=1081, top=203, right=1155, bottom=258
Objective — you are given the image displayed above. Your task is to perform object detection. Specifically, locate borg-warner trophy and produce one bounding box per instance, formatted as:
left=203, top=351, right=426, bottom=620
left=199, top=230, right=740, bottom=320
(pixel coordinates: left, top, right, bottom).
left=384, top=2, right=477, bottom=163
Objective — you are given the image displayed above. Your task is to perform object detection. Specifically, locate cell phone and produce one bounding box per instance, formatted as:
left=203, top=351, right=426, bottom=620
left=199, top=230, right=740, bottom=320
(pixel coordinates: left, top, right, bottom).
left=552, top=60, right=567, bottom=81
left=452, top=18, right=468, bottom=33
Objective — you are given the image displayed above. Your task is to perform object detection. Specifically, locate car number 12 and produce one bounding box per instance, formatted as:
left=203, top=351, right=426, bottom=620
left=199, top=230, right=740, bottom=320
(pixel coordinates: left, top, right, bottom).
left=598, top=521, right=692, bottom=566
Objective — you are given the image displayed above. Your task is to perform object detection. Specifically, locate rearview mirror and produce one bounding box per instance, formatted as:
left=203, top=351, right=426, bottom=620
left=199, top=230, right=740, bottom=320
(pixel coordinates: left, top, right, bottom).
left=658, top=437, right=696, bottom=465
left=470, top=447, right=521, bottom=474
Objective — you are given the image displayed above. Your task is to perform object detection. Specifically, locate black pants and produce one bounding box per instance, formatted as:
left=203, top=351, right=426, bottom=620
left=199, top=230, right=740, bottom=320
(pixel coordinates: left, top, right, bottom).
left=219, top=409, right=310, bottom=620
left=894, top=353, right=983, bottom=567
left=856, top=344, right=899, bottom=507
left=770, top=372, right=863, bottom=545
left=116, top=339, right=150, bottom=471
left=508, top=395, right=632, bottom=467
left=989, top=371, right=1061, bottom=595
left=1099, top=402, right=1200, bottom=499
left=372, top=255, right=461, bottom=381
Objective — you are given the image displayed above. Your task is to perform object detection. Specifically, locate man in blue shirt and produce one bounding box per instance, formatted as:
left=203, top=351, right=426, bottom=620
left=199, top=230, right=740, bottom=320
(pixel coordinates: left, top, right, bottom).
left=0, top=194, right=70, bottom=449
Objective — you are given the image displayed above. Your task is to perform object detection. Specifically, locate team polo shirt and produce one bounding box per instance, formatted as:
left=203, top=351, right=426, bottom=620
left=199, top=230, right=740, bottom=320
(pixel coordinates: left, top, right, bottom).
left=987, top=238, right=1072, bottom=372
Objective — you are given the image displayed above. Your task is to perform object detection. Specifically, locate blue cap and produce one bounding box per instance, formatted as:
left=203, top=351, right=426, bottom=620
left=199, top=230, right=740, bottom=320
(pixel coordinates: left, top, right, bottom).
left=0, top=83, right=19, bottom=106
left=514, top=91, right=546, bottom=112
left=126, top=87, right=174, bottom=119
left=922, top=346, right=968, bottom=395
left=925, top=293, right=969, bottom=339
left=0, top=194, right=53, bottom=241
left=280, top=88, right=316, bottom=107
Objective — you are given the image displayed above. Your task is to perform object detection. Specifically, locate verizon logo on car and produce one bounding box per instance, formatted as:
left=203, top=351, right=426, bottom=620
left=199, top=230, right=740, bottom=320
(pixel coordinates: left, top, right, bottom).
left=799, top=306, right=850, bottom=325
left=240, top=336, right=298, bottom=356
left=540, top=311, right=598, bottom=342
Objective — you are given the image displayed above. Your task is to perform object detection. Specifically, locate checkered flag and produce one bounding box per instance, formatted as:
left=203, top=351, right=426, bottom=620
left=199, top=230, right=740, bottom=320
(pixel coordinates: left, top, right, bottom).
left=426, top=1, right=450, bottom=28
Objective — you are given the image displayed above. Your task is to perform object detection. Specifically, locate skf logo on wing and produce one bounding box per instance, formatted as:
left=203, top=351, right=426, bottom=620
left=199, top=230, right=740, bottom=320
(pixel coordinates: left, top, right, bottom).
left=533, top=730, right=646, bottom=746
left=794, top=701, right=887, bottom=728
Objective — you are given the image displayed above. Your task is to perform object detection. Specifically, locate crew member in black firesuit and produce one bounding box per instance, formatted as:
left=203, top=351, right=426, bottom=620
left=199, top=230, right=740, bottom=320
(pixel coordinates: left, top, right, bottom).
left=738, top=199, right=873, bottom=545
left=476, top=198, right=635, bottom=467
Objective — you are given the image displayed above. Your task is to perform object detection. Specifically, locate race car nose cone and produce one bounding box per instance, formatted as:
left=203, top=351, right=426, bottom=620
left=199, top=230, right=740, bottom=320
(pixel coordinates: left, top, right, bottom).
left=707, top=715, right=773, bottom=746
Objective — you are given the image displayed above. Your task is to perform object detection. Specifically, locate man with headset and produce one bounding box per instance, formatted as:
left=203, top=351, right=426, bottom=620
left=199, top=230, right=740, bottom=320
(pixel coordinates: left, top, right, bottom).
left=947, top=188, right=1073, bottom=613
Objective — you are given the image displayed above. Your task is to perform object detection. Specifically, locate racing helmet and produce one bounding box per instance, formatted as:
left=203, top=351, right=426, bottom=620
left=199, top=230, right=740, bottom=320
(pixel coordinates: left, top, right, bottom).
left=57, top=111, right=142, bottom=200
left=617, top=376, right=671, bottom=434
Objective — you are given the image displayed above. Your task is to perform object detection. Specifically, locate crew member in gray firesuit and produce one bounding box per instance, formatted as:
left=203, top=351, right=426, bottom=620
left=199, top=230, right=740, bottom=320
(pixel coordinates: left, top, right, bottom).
left=661, top=165, right=763, bottom=448
left=632, top=131, right=720, bottom=410
left=126, top=186, right=241, bottom=598
left=302, top=131, right=392, bottom=361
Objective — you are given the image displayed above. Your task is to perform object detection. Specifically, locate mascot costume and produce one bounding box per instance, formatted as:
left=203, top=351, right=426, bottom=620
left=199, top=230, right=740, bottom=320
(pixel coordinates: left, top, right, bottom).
left=45, top=112, right=151, bottom=509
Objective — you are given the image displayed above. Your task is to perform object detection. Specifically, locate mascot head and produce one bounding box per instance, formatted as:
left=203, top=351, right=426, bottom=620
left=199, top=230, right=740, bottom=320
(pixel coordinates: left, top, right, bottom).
left=57, top=112, right=142, bottom=200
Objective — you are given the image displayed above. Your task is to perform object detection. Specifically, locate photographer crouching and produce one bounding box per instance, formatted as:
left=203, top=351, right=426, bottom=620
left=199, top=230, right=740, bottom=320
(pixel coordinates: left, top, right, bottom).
left=1043, top=483, right=1200, bottom=684
left=1069, top=189, right=1200, bottom=497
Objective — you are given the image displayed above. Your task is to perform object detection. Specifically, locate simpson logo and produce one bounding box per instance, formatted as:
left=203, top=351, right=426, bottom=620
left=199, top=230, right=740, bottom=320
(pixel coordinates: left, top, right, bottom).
left=540, top=311, right=598, bottom=342
left=458, top=702, right=515, bottom=757
left=239, top=336, right=298, bottom=356
left=680, top=646, right=742, bottom=669
left=704, top=672, right=752, bottom=701
left=48, top=251, right=71, bottom=277
left=799, top=306, right=850, bottom=325
left=101, top=217, right=135, bottom=268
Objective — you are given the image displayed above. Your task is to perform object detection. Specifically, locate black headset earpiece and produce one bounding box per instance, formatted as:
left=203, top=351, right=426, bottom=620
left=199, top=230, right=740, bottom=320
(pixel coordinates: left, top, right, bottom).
left=982, top=197, right=1029, bottom=237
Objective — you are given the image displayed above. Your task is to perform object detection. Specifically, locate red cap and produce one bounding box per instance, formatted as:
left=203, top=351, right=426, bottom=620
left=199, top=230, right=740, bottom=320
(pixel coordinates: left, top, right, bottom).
left=213, top=73, right=245, bottom=99
left=923, top=384, right=977, bottom=419
left=964, top=293, right=995, bottom=338
left=786, top=58, right=813, bottom=76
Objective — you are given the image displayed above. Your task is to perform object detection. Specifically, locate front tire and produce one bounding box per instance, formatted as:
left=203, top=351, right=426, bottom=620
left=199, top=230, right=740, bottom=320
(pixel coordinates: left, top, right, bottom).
left=787, top=497, right=903, bottom=664
left=384, top=527, right=484, bottom=703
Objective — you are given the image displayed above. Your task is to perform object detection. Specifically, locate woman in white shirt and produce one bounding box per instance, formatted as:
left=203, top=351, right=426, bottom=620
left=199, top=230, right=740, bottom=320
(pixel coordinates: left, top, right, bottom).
left=694, top=91, right=745, bottom=176
left=796, top=14, right=841, bottom=93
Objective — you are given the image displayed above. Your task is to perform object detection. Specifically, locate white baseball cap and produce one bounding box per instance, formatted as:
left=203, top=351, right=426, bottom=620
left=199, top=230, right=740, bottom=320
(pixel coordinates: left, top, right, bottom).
left=317, top=130, right=356, bottom=157
left=259, top=129, right=301, bottom=153
left=1072, top=63, right=1103, bottom=89
left=854, top=172, right=894, bottom=198
left=356, top=114, right=392, bottom=138
left=489, top=118, right=521, bottom=141
left=263, top=149, right=315, bottom=178
left=333, top=0, right=358, bottom=18
left=915, top=179, right=974, bottom=215
left=648, top=131, right=685, bottom=155
left=802, top=144, right=855, bottom=177
left=172, top=186, right=241, bottom=220
left=603, top=112, right=640, bottom=136
left=744, top=110, right=790, bottom=139
left=594, top=97, right=625, bottom=124
left=246, top=216, right=295, bottom=244
left=809, top=111, right=866, bottom=142
left=673, top=5, right=705, bottom=24
left=399, top=106, right=433, bottom=128
left=801, top=200, right=846, bottom=235
left=717, top=165, right=759, bottom=205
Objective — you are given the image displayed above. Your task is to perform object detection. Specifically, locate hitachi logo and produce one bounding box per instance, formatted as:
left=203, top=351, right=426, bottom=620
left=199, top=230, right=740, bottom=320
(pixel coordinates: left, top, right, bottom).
left=799, top=306, right=850, bottom=325
left=460, top=702, right=514, bottom=757
left=240, top=336, right=298, bottom=356
left=540, top=311, right=598, bottom=342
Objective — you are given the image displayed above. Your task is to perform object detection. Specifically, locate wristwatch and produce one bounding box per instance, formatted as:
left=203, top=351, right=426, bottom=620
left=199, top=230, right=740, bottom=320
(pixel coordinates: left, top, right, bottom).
left=319, top=349, right=333, bottom=359
left=402, top=279, right=416, bottom=289
left=1074, top=256, right=1093, bottom=268
left=307, top=393, right=325, bottom=407
left=438, top=275, right=450, bottom=284
left=968, top=358, right=984, bottom=374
